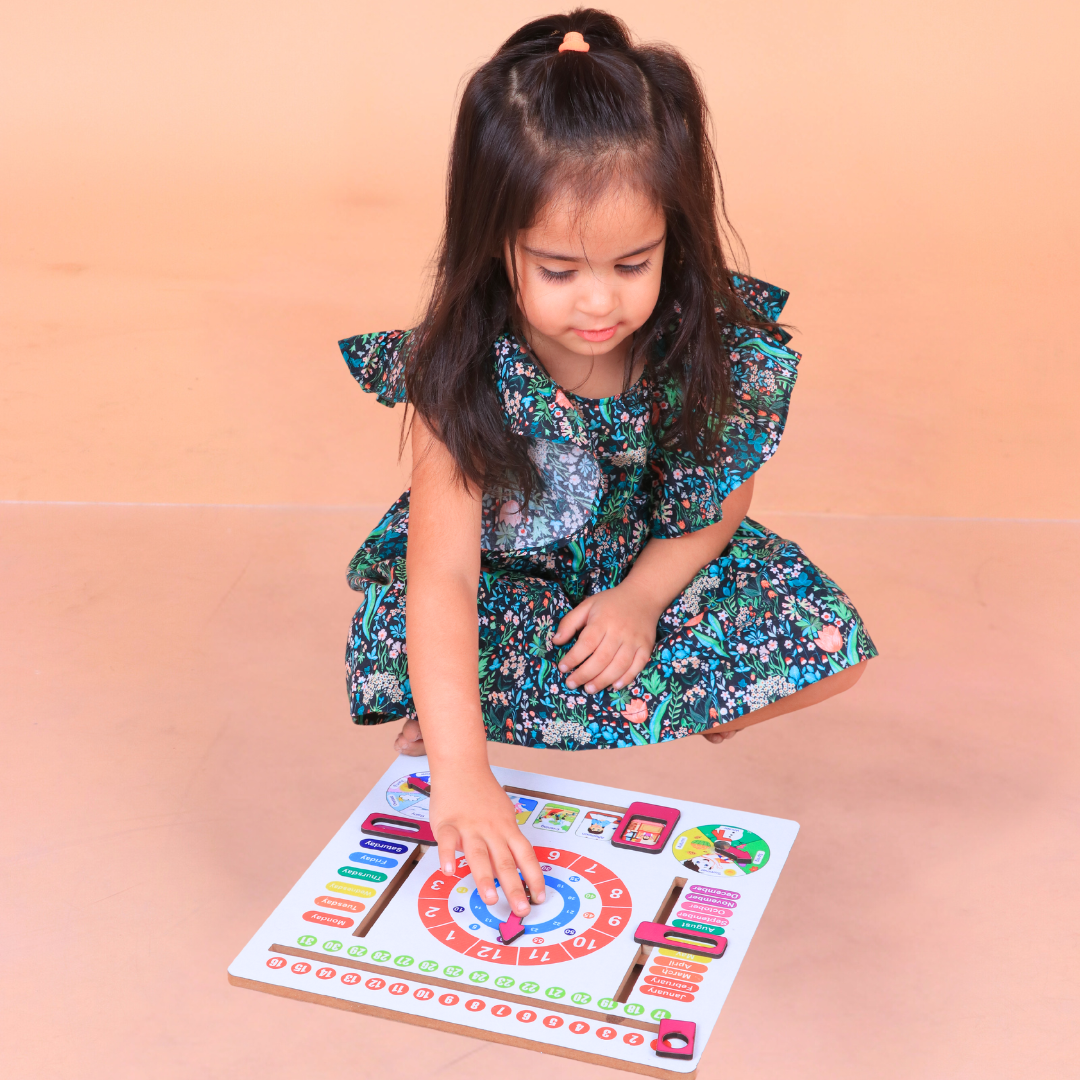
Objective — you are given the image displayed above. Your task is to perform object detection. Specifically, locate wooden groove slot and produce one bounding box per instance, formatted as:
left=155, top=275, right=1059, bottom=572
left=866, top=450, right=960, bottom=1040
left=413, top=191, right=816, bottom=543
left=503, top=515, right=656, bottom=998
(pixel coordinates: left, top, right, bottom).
left=502, top=785, right=629, bottom=817
left=654, top=876, right=687, bottom=926
left=614, top=945, right=651, bottom=1004
left=268, top=945, right=660, bottom=1032
left=352, top=845, right=425, bottom=938
left=611, top=876, right=688, bottom=1004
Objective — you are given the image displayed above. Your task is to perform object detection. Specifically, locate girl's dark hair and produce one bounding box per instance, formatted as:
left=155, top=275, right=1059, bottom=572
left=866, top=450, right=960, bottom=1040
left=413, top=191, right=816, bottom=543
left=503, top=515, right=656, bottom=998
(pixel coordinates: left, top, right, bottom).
left=405, top=7, right=775, bottom=497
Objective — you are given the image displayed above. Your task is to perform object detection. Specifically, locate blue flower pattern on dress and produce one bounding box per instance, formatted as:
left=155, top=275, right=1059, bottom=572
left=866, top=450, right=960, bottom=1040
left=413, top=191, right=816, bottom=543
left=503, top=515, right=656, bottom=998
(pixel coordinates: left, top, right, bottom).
left=338, top=277, right=877, bottom=749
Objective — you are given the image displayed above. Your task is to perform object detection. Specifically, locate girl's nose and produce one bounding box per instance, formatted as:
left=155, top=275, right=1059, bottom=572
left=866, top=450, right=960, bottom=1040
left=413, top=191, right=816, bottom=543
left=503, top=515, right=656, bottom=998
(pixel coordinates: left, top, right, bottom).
left=578, top=273, right=617, bottom=318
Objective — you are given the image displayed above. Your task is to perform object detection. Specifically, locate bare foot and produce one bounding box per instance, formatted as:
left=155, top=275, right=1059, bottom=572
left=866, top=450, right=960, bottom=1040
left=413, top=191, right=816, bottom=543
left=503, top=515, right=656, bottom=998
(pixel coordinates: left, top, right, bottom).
left=702, top=728, right=739, bottom=744
left=393, top=717, right=426, bottom=757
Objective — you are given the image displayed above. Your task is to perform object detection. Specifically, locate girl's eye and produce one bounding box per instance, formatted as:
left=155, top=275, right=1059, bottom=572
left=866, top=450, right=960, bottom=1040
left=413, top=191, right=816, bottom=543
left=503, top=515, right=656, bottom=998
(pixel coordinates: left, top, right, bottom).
left=616, top=259, right=651, bottom=276
left=538, top=266, right=575, bottom=282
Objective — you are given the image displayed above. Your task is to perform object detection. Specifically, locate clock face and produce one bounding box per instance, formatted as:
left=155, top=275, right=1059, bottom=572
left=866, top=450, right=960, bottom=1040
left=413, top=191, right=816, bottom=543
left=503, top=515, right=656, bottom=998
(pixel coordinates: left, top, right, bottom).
left=418, top=847, right=632, bottom=966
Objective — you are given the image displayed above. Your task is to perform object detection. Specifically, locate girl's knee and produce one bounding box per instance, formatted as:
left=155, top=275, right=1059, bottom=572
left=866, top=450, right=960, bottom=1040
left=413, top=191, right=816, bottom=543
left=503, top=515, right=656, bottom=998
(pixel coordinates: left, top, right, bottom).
left=843, top=658, right=869, bottom=687
left=806, top=659, right=869, bottom=709
left=818, top=658, right=869, bottom=699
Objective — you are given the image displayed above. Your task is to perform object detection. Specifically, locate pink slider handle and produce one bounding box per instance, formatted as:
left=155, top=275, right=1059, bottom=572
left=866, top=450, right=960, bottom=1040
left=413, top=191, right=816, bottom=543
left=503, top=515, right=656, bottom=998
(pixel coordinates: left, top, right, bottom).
left=498, top=912, right=527, bottom=945
left=633, top=920, right=728, bottom=959
left=360, top=812, right=436, bottom=845
left=655, top=1018, right=696, bottom=1060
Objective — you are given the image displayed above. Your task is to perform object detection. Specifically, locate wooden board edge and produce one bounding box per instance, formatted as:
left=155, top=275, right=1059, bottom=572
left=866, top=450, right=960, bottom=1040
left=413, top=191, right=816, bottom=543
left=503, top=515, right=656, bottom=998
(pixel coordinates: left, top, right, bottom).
left=228, top=973, right=697, bottom=1080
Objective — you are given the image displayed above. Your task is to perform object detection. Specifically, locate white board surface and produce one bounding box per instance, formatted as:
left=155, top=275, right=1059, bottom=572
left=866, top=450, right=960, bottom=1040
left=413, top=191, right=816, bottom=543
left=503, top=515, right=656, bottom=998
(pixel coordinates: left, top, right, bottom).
left=228, top=756, right=799, bottom=1077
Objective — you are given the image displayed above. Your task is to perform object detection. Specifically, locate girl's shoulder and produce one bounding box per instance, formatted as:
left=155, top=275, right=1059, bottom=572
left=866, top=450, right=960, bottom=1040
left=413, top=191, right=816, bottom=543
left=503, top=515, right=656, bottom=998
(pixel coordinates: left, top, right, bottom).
left=648, top=278, right=802, bottom=534
left=653, top=275, right=800, bottom=410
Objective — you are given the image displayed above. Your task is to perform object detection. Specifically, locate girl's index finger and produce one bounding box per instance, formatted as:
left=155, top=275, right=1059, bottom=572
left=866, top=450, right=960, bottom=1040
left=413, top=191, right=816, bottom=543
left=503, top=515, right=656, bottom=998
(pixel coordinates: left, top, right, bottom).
left=552, top=600, right=590, bottom=645
left=510, top=834, right=547, bottom=907
left=559, top=623, right=605, bottom=675
left=436, top=824, right=461, bottom=878
left=461, top=836, right=498, bottom=905
left=495, top=853, right=532, bottom=917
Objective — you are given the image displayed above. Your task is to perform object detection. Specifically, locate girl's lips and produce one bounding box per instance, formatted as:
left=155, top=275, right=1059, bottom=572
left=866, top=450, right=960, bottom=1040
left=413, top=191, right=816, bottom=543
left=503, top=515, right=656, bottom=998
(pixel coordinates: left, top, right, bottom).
left=573, top=326, right=618, bottom=342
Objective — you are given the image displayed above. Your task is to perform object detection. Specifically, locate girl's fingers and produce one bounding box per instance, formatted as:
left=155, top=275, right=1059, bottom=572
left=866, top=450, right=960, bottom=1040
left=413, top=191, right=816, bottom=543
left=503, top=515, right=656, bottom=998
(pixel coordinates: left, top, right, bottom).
left=510, top=835, right=546, bottom=905
left=565, top=634, right=619, bottom=689
left=436, top=825, right=462, bottom=877
left=552, top=600, right=591, bottom=645
left=462, top=837, right=498, bottom=905
left=612, top=646, right=653, bottom=691
left=580, top=643, right=637, bottom=693
left=559, top=624, right=604, bottom=676
left=493, top=851, right=531, bottom=917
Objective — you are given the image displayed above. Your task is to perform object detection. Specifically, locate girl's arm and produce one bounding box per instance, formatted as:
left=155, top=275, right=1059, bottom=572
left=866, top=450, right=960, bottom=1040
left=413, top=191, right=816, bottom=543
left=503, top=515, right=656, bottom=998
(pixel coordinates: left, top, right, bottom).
left=553, top=476, right=755, bottom=693
left=406, top=415, right=545, bottom=916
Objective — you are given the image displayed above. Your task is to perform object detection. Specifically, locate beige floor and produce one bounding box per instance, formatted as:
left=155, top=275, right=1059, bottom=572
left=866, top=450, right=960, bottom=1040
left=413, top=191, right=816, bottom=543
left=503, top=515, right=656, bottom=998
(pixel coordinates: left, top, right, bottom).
left=3, top=2, right=1078, bottom=1077
left=4, top=507, right=1077, bottom=1079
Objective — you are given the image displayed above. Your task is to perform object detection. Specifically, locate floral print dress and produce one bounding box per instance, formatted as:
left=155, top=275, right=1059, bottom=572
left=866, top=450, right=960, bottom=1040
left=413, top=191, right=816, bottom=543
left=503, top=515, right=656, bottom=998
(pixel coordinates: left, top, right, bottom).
left=339, top=278, right=877, bottom=750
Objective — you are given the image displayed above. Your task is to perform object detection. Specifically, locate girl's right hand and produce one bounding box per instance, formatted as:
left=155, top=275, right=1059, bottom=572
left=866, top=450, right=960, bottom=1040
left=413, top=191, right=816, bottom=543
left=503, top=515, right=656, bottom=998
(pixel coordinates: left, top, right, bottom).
left=429, top=769, right=546, bottom=917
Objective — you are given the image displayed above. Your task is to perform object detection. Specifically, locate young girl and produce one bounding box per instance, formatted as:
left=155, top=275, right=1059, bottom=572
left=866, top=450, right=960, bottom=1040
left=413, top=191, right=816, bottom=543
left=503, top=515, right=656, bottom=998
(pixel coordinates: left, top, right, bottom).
left=338, top=9, right=876, bottom=917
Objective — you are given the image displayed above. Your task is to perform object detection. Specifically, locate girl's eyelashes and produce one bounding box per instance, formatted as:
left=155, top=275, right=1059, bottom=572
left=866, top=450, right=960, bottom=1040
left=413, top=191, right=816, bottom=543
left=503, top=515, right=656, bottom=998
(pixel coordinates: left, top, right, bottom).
left=537, top=265, right=574, bottom=282
left=536, top=258, right=652, bottom=282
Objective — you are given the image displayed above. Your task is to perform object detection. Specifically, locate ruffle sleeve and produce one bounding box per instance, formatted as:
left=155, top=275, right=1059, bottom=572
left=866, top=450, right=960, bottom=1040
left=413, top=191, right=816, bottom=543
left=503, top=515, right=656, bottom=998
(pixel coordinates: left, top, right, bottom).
left=649, top=278, right=800, bottom=538
left=338, top=329, right=411, bottom=406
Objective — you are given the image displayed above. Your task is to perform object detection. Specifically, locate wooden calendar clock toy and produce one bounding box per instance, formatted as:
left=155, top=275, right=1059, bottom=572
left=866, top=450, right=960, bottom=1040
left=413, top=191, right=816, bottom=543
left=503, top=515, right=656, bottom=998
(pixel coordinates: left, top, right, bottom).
left=228, top=758, right=798, bottom=1078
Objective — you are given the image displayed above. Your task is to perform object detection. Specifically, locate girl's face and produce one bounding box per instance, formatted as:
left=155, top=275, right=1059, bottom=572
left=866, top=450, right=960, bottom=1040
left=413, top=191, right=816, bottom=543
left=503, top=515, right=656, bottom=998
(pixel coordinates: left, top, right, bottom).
left=507, top=183, right=666, bottom=383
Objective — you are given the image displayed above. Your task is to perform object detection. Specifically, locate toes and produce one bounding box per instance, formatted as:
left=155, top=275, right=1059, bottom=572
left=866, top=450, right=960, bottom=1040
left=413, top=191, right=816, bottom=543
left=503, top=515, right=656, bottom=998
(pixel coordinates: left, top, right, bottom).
left=394, top=719, right=426, bottom=757
left=703, top=728, right=737, bottom=744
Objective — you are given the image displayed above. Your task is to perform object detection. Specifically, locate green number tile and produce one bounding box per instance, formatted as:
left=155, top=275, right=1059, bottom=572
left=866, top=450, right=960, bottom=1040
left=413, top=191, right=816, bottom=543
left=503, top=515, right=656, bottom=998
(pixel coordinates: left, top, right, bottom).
left=544, top=986, right=566, bottom=999
left=597, top=997, right=618, bottom=1011
left=443, top=966, right=464, bottom=978
left=494, top=976, right=515, bottom=989
left=583, top=892, right=597, bottom=900
left=651, top=1008, right=671, bottom=1021
left=346, top=945, right=367, bottom=958
left=418, top=960, right=439, bottom=972
left=371, top=950, right=392, bottom=963
left=393, top=955, right=414, bottom=967
left=519, top=981, right=540, bottom=994
left=623, top=1003, right=644, bottom=1016
left=322, top=940, right=343, bottom=952
left=296, top=935, right=317, bottom=947
left=570, top=992, right=591, bottom=1005
left=469, top=971, right=490, bottom=983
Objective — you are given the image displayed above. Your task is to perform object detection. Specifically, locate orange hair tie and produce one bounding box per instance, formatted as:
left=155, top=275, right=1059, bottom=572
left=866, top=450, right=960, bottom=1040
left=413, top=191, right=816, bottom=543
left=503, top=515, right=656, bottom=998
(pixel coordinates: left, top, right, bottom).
left=558, top=31, right=590, bottom=53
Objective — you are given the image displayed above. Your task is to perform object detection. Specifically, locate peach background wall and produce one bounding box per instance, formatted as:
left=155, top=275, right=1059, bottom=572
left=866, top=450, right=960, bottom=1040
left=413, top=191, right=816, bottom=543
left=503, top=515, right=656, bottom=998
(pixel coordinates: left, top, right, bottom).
left=2, top=4, right=1078, bottom=1080
left=3, top=0, right=1077, bottom=515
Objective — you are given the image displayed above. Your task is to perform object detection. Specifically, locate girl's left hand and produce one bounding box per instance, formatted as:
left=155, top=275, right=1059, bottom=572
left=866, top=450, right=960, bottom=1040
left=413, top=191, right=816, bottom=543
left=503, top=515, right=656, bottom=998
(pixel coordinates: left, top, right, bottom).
left=552, top=583, right=661, bottom=694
